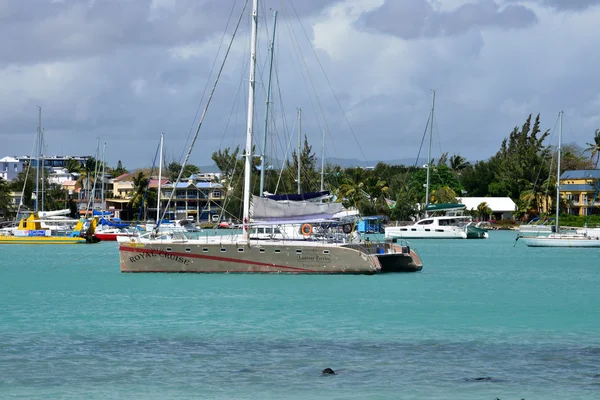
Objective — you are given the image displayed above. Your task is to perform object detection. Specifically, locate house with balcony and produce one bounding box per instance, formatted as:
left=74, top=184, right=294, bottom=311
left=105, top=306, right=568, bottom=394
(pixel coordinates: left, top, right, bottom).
left=160, top=178, right=224, bottom=223
left=560, top=169, right=600, bottom=216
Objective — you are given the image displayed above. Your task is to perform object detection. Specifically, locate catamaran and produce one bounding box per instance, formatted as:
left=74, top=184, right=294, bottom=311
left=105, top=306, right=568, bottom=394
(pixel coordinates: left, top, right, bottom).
left=117, top=0, right=422, bottom=273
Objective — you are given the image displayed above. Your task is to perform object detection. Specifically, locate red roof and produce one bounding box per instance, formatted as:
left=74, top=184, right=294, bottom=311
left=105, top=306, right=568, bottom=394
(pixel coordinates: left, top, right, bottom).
left=148, top=178, right=170, bottom=189
left=113, top=173, right=133, bottom=182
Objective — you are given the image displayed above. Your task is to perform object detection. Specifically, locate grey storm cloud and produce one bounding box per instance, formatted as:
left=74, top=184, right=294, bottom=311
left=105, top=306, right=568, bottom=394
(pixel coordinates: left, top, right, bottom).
left=1, top=0, right=599, bottom=169
left=358, top=0, right=538, bottom=39
left=509, top=0, right=600, bottom=11
left=0, top=0, right=333, bottom=66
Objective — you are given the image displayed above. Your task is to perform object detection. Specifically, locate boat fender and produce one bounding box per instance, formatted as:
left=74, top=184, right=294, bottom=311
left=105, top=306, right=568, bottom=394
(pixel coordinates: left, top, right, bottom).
left=342, top=223, right=353, bottom=234
left=301, top=223, right=313, bottom=236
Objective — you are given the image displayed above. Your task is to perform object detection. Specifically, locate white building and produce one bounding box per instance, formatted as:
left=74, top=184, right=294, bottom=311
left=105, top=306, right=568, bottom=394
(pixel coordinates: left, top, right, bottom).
left=0, top=157, right=26, bottom=182
left=457, top=197, right=517, bottom=220
left=47, top=167, right=78, bottom=185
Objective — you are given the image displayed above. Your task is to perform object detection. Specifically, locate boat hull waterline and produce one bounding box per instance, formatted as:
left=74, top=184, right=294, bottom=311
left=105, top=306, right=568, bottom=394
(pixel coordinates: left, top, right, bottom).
left=522, top=235, right=600, bottom=248
left=119, top=241, right=382, bottom=274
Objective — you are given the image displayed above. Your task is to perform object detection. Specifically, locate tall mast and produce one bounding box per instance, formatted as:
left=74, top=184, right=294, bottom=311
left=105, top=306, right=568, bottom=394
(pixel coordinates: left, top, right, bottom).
left=297, top=107, right=302, bottom=195
left=157, top=133, right=164, bottom=224
left=556, top=111, right=563, bottom=234
left=101, top=142, right=106, bottom=212
left=242, top=0, right=259, bottom=238
left=425, top=90, right=435, bottom=217
left=40, top=118, right=45, bottom=213
left=320, top=129, right=325, bottom=192
left=35, top=106, right=41, bottom=213
left=259, top=10, right=277, bottom=197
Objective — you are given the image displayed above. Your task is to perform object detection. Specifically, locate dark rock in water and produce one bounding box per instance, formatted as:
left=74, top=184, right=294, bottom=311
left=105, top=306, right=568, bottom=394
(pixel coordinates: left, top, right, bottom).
left=322, top=368, right=335, bottom=375
left=465, top=376, right=495, bottom=382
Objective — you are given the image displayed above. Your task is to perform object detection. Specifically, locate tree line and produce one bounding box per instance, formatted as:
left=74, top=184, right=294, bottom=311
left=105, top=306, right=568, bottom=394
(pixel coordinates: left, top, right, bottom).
left=2, top=114, right=599, bottom=223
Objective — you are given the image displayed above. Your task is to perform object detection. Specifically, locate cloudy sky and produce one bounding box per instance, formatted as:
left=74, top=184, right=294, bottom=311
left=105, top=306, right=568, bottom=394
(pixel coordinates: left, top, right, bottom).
left=1, top=0, right=599, bottom=169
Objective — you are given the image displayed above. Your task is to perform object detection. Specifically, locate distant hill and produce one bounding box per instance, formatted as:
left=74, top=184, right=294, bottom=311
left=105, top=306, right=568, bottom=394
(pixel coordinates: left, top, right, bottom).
left=198, top=157, right=428, bottom=173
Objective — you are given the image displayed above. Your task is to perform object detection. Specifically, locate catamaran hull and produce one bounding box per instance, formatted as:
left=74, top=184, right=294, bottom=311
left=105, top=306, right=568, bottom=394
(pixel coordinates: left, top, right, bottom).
left=119, top=241, right=381, bottom=274
left=522, top=236, right=600, bottom=247
left=376, top=249, right=423, bottom=272
left=385, top=227, right=467, bottom=239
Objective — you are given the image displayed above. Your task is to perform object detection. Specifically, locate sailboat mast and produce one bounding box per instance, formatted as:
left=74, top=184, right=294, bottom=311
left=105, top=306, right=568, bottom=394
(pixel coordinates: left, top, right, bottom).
left=41, top=118, right=45, bottom=214
left=297, top=107, right=302, bottom=195
left=35, top=106, right=41, bottom=213
left=157, top=133, right=164, bottom=224
left=555, top=111, right=563, bottom=233
left=101, top=142, right=106, bottom=212
left=425, top=90, right=435, bottom=217
left=259, top=10, right=277, bottom=197
left=320, top=129, right=325, bottom=192
left=242, top=0, right=259, bottom=238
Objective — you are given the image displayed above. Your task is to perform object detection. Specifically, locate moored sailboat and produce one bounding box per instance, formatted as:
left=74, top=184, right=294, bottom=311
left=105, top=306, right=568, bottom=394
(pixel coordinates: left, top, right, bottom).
left=117, top=0, right=422, bottom=273
left=521, top=111, right=600, bottom=248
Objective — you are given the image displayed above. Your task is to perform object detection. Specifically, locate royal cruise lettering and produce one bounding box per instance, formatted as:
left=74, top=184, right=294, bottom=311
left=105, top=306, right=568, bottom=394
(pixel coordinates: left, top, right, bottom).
left=129, top=248, right=190, bottom=265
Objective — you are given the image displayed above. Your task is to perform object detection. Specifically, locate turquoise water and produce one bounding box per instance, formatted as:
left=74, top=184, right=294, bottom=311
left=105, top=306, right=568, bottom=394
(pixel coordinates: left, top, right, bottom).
left=1, top=231, right=599, bottom=399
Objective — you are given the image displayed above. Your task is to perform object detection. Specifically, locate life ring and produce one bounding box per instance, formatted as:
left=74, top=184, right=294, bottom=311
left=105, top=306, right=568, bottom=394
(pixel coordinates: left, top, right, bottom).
left=301, top=223, right=313, bottom=236
left=342, top=223, right=353, bottom=234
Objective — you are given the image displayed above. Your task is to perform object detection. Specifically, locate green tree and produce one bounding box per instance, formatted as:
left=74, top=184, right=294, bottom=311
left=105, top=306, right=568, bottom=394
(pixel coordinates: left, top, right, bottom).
left=129, top=171, right=150, bottom=219
left=9, top=170, right=34, bottom=209
left=65, top=158, right=82, bottom=174
left=488, top=114, right=551, bottom=200
left=282, top=135, right=318, bottom=194
left=166, top=162, right=200, bottom=182
left=111, top=160, right=128, bottom=176
left=0, top=177, right=13, bottom=219
left=449, top=154, right=470, bottom=172
left=585, top=129, right=600, bottom=167
left=430, top=186, right=458, bottom=204
left=477, top=201, right=493, bottom=221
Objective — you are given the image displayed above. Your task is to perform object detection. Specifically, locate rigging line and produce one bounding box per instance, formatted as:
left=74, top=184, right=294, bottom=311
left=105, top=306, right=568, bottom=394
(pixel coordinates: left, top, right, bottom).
left=15, top=135, right=37, bottom=220
left=279, top=2, right=328, bottom=154
left=134, top=138, right=160, bottom=226
left=537, top=114, right=561, bottom=206
left=85, top=140, right=101, bottom=213
left=160, top=0, right=249, bottom=229
left=178, top=0, right=241, bottom=163
left=285, top=0, right=368, bottom=164
left=218, top=55, right=247, bottom=150
left=274, top=116, right=298, bottom=194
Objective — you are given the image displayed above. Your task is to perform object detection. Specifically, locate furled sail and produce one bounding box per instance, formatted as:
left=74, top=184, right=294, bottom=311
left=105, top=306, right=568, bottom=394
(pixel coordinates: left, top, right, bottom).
left=250, top=195, right=344, bottom=222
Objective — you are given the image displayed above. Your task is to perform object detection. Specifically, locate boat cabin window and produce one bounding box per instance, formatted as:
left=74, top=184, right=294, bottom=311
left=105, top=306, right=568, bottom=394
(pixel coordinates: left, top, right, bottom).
left=259, top=248, right=265, bottom=253
left=185, top=248, right=191, bottom=253
left=202, top=248, right=208, bottom=252
left=296, top=249, right=302, bottom=254
left=417, top=219, right=433, bottom=225
left=166, top=248, right=172, bottom=252
left=237, top=248, right=244, bottom=252
left=323, top=250, right=330, bottom=254
left=220, top=248, right=226, bottom=252
left=274, top=249, right=281, bottom=253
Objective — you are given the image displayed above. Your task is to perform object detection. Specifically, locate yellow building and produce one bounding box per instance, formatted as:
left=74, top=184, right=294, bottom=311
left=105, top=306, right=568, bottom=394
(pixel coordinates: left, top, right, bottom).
left=560, top=170, right=600, bottom=216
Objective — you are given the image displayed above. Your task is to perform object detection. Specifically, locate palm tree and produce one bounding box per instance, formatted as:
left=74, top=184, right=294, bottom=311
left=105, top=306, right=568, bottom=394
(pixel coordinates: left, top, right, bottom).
left=477, top=201, right=492, bottom=221
left=129, top=171, right=149, bottom=220
left=449, top=154, right=470, bottom=172
left=430, top=186, right=457, bottom=204
left=585, top=129, right=600, bottom=167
